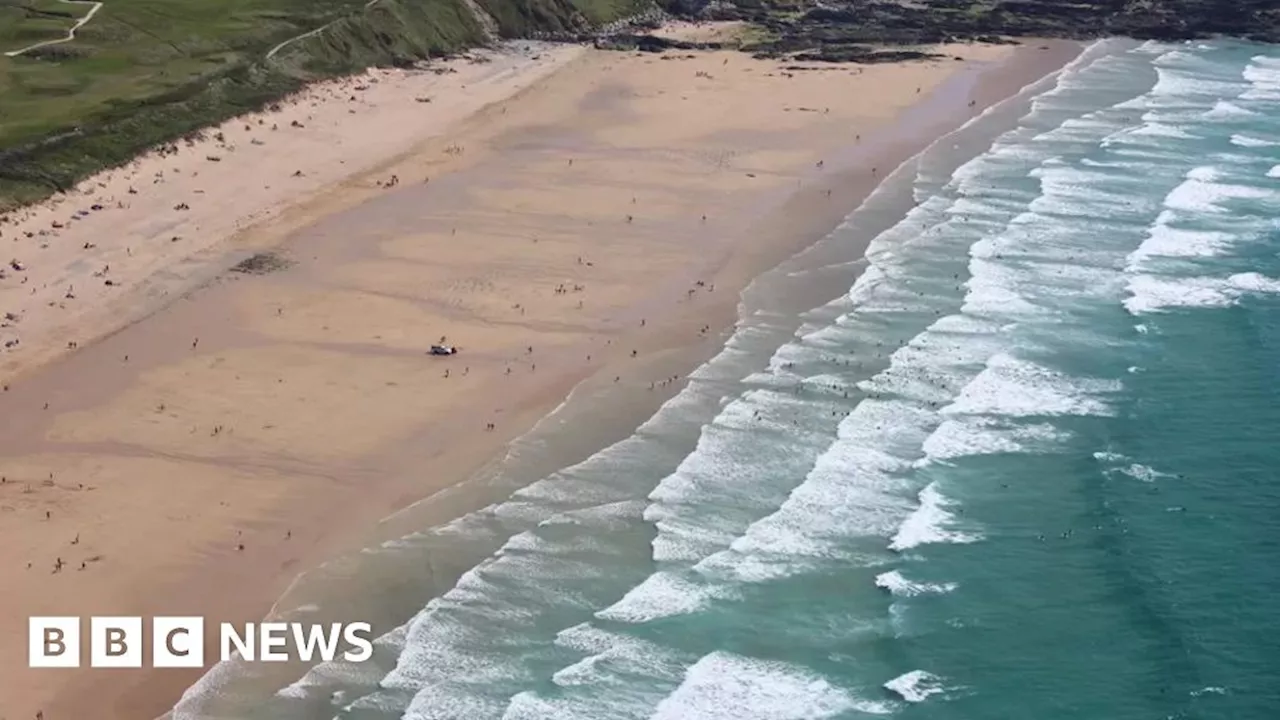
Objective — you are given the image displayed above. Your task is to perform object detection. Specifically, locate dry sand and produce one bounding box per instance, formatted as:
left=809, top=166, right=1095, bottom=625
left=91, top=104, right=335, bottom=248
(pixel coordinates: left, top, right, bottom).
left=0, top=34, right=1077, bottom=720
left=651, top=19, right=753, bottom=43
left=0, top=44, right=580, bottom=383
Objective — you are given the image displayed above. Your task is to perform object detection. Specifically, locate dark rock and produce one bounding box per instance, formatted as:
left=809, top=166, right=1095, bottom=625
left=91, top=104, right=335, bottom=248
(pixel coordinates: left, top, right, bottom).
left=648, top=0, right=1280, bottom=63
left=230, top=252, right=293, bottom=275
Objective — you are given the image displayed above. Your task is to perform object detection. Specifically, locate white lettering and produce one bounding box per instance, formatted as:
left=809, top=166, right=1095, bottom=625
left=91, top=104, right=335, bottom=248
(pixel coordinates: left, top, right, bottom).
left=290, top=623, right=343, bottom=662
left=30, top=617, right=376, bottom=667
left=220, top=623, right=255, bottom=661
left=29, top=617, right=80, bottom=668
left=259, top=622, right=289, bottom=662
left=342, top=622, right=373, bottom=662
left=154, top=617, right=204, bottom=668
left=90, top=617, right=142, bottom=667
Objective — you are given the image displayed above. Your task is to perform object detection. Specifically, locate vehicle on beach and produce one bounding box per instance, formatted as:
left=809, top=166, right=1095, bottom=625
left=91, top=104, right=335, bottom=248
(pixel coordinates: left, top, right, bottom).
left=429, top=344, right=458, bottom=356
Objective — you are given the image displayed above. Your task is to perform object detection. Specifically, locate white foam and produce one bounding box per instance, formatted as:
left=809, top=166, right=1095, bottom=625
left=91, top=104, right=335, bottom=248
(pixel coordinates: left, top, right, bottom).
left=942, top=353, right=1119, bottom=419
left=1268, top=165, right=1280, bottom=179
left=1230, top=134, right=1280, bottom=148
left=1125, top=272, right=1280, bottom=314
left=714, top=436, right=915, bottom=557
left=551, top=628, right=684, bottom=688
left=642, top=391, right=830, bottom=564
left=1230, top=272, right=1280, bottom=293
left=488, top=625, right=693, bottom=719
left=846, top=263, right=890, bottom=305
left=884, top=670, right=952, bottom=703
left=680, top=402, right=931, bottom=586
left=650, top=652, right=866, bottom=720
left=647, top=320, right=998, bottom=589
left=276, top=634, right=396, bottom=700
left=402, top=687, right=507, bottom=719
left=1127, top=216, right=1235, bottom=269
left=921, top=418, right=1070, bottom=461
left=554, top=624, right=686, bottom=682
left=595, top=571, right=717, bottom=623
left=961, top=262, right=1046, bottom=319
left=374, top=497, right=658, bottom=697
left=1191, top=686, right=1228, bottom=697
left=1202, top=100, right=1258, bottom=119
left=889, top=483, right=980, bottom=551
left=1150, top=64, right=1247, bottom=101
left=168, top=656, right=256, bottom=720
left=875, top=569, right=957, bottom=596
left=1125, top=122, right=1197, bottom=139
left=857, top=357, right=961, bottom=405
left=1117, top=463, right=1174, bottom=483
left=1163, top=166, right=1274, bottom=215
left=1125, top=275, right=1233, bottom=313
left=1243, top=55, right=1280, bottom=100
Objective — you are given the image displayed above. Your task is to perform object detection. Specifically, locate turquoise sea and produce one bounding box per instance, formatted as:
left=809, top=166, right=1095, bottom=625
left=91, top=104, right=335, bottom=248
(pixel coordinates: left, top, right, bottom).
left=172, top=38, right=1280, bottom=720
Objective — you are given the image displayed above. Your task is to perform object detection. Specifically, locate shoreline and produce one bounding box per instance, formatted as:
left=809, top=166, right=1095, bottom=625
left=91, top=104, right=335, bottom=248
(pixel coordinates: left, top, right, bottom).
left=0, top=36, right=1080, bottom=720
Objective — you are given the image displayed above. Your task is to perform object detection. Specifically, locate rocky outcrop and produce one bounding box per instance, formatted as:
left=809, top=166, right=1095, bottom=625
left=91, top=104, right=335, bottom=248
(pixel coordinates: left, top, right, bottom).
left=594, top=32, right=727, bottom=51
left=650, top=0, right=1280, bottom=61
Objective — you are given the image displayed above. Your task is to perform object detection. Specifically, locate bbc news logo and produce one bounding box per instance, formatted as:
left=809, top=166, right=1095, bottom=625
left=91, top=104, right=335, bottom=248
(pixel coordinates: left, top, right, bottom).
left=29, top=617, right=373, bottom=668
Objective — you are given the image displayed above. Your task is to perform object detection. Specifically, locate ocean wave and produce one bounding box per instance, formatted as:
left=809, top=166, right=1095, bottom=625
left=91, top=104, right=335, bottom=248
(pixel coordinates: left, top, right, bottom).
left=1126, top=214, right=1235, bottom=268
left=1190, top=685, right=1228, bottom=697
left=920, top=417, right=1070, bottom=461
left=1150, top=57, right=1248, bottom=101
left=643, top=388, right=834, bottom=564
left=721, top=430, right=916, bottom=544
left=889, top=483, right=981, bottom=551
left=652, top=652, right=873, bottom=720
left=595, top=570, right=720, bottom=623
left=1163, top=165, right=1275, bottom=215
left=1230, top=133, right=1280, bottom=148
left=551, top=626, right=685, bottom=688
left=1093, top=451, right=1177, bottom=483
left=1117, top=463, right=1175, bottom=483
left=884, top=670, right=953, bottom=703
left=1201, top=99, right=1258, bottom=119
left=1242, top=55, right=1280, bottom=100
left=1123, top=121, right=1198, bottom=139
left=942, top=353, right=1119, bottom=419
left=1125, top=272, right=1280, bottom=314
left=679, top=404, right=929, bottom=584
left=875, top=569, right=958, bottom=596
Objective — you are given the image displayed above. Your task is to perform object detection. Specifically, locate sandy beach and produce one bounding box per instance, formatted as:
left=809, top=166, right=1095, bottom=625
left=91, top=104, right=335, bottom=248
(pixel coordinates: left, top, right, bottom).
left=0, top=31, right=1078, bottom=720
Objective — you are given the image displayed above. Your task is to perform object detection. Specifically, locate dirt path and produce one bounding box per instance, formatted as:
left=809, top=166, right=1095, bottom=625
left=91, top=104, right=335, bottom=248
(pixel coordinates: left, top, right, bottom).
left=2, top=0, right=103, bottom=58
left=267, top=0, right=499, bottom=62
left=265, top=0, right=381, bottom=61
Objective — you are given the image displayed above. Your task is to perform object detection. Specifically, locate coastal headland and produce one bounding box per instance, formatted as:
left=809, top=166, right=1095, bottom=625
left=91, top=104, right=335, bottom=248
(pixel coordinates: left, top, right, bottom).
left=0, top=11, right=1088, bottom=720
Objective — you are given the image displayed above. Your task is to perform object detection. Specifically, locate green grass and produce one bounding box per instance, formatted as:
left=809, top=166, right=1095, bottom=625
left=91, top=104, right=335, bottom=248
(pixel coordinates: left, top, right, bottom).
left=0, top=0, right=94, bottom=50
left=468, top=0, right=647, bottom=38
left=0, top=0, right=649, bottom=210
left=0, top=0, right=377, bottom=148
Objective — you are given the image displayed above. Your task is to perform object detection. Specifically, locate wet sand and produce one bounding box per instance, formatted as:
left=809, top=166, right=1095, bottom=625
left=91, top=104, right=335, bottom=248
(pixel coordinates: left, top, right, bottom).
left=0, top=36, right=1079, bottom=720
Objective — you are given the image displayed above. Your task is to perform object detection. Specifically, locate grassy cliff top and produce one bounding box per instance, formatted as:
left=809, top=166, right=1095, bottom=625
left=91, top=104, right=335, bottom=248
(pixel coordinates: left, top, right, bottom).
left=0, top=0, right=645, bottom=209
